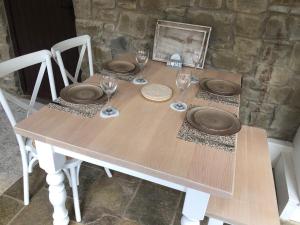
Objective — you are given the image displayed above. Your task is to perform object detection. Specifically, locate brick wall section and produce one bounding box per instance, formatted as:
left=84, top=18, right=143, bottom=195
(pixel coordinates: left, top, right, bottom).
left=73, top=0, right=300, bottom=141
left=0, top=0, right=21, bottom=94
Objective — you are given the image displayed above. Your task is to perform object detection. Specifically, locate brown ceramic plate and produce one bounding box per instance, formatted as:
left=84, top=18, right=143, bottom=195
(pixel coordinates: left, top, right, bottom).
left=186, top=106, right=241, bottom=136
left=60, top=83, right=104, bottom=104
left=104, top=60, right=136, bottom=74
left=199, top=78, right=241, bottom=96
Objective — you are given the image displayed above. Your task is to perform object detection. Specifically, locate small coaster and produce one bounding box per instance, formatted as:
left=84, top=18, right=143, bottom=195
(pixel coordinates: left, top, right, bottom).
left=100, top=107, right=119, bottom=118
left=191, top=76, right=199, bottom=84
left=170, top=102, right=188, bottom=112
left=141, top=84, right=172, bottom=102
left=133, top=78, right=148, bottom=85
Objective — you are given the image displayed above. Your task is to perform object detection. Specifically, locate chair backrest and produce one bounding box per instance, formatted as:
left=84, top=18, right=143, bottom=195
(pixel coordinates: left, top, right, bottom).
left=0, top=50, right=57, bottom=129
left=51, top=35, right=94, bottom=86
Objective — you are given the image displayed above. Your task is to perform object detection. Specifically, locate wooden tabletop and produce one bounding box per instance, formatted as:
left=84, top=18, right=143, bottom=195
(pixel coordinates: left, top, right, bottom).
left=15, top=60, right=241, bottom=197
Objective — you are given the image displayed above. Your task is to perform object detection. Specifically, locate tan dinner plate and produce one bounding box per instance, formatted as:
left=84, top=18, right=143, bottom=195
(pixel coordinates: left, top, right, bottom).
left=60, top=83, right=104, bottom=104
left=141, top=84, right=173, bottom=102
left=105, top=60, right=136, bottom=74
left=200, top=78, right=241, bottom=96
left=186, top=106, right=241, bottom=136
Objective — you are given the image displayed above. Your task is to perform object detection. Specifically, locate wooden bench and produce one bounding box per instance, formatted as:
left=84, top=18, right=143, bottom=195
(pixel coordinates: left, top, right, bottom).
left=206, top=126, right=280, bottom=225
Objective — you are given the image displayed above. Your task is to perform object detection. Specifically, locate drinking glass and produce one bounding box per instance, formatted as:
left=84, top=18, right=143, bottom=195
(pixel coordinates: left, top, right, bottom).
left=100, top=75, right=118, bottom=116
left=191, top=50, right=202, bottom=83
left=133, top=49, right=149, bottom=84
left=171, top=69, right=191, bottom=111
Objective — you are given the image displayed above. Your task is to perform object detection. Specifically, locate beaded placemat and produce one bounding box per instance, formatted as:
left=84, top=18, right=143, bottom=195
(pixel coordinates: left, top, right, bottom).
left=48, top=97, right=106, bottom=118
left=177, top=106, right=237, bottom=152
left=196, top=90, right=240, bottom=107
left=101, top=69, right=137, bottom=82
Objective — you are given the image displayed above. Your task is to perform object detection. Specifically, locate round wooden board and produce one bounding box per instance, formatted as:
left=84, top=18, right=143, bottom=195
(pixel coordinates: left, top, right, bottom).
left=141, top=84, right=173, bottom=102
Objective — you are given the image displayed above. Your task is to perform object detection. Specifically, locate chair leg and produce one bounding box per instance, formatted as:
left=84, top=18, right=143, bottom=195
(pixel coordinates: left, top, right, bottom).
left=23, top=169, right=30, bottom=205
left=104, top=167, right=112, bottom=178
left=70, top=167, right=81, bottom=222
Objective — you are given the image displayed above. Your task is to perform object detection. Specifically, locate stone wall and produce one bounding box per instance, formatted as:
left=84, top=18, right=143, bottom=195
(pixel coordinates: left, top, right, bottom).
left=0, top=0, right=20, bottom=94
left=73, top=0, right=300, bottom=141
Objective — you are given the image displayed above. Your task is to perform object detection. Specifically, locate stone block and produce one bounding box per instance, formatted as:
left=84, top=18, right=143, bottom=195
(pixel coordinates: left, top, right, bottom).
left=168, top=0, right=190, bottom=7
left=234, top=37, right=262, bottom=57
left=242, top=88, right=264, bottom=102
left=226, top=0, right=268, bottom=13
left=291, top=6, right=300, bottom=15
left=165, top=7, right=186, bottom=17
left=289, top=16, right=300, bottom=41
left=290, top=42, right=300, bottom=72
left=93, top=0, right=115, bottom=9
left=187, top=9, right=234, bottom=48
left=264, top=15, right=288, bottom=39
left=269, top=66, right=290, bottom=86
left=139, top=0, right=168, bottom=11
left=93, top=9, right=119, bottom=22
left=268, top=4, right=290, bottom=13
left=211, top=49, right=236, bottom=71
left=289, top=87, right=300, bottom=108
left=117, top=12, right=148, bottom=39
left=73, top=0, right=91, bottom=19
left=250, top=111, right=274, bottom=129
left=260, top=41, right=292, bottom=66
left=199, top=0, right=223, bottom=9
left=255, top=63, right=272, bottom=83
left=239, top=106, right=251, bottom=124
left=271, top=105, right=300, bottom=131
left=235, top=13, right=266, bottom=38
left=267, top=86, right=292, bottom=104
left=242, top=77, right=267, bottom=91
left=235, top=56, right=255, bottom=73
left=117, top=0, right=137, bottom=9
left=75, top=19, right=103, bottom=39
left=94, top=45, right=112, bottom=63
left=104, top=23, right=115, bottom=32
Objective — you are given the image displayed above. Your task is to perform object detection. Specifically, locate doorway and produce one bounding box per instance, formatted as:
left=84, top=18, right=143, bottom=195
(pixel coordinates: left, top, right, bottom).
left=4, top=0, right=79, bottom=100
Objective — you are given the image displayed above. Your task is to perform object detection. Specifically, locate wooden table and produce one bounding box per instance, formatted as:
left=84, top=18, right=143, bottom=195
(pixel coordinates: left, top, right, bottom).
left=15, top=60, right=241, bottom=225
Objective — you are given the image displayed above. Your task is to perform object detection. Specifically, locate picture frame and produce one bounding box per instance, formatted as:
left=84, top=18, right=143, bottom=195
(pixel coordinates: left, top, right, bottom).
left=152, top=20, right=212, bottom=69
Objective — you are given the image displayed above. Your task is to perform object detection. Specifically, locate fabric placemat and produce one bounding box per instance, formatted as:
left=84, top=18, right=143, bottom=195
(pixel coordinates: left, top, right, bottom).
left=177, top=106, right=237, bottom=152
left=48, top=97, right=106, bottom=118
left=101, top=69, right=137, bottom=82
left=196, top=89, right=240, bottom=107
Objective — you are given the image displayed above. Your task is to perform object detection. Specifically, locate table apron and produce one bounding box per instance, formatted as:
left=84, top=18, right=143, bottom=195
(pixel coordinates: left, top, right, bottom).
left=51, top=144, right=187, bottom=192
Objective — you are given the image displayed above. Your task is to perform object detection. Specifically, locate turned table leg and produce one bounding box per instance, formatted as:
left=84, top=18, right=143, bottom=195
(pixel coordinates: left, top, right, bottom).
left=181, top=188, right=210, bottom=225
left=35, top=141, right=69, bottom=225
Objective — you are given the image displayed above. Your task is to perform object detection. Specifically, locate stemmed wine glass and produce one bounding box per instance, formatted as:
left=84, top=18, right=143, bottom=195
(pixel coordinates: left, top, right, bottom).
left=133, top=48, right=149, bottom=85
left=170, top=69, right=192, bottom=112
left=191, top=50, right=203, bottom=84
left=100, top=75, right=119, bottom=117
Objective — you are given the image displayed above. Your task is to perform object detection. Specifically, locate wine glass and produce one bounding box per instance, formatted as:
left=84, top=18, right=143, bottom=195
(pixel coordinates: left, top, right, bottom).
left=191, top=50, right=202, bottom=83
left=133, top=49, right=149, bottom=85
left=100, top=75, right=118, bottom=117
left=170, top=69, right=191, bottom=111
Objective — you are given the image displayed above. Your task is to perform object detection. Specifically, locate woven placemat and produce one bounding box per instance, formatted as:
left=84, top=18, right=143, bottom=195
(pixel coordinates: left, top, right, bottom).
left=196, top=89, right=240, bottom=107
left=101, top=69, right=137, bottom=82
left=48, top=97, right=106, bottom=118
left=177, top=106, right=237, bottom=152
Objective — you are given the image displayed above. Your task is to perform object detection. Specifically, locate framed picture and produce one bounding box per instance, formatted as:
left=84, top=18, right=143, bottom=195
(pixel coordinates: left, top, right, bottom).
left=152, top=20, right=212, bottom=69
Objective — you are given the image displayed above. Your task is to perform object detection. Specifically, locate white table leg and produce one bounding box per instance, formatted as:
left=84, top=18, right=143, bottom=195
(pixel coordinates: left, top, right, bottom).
left=35, top=141, right=69, bottom=225
left=181, top=188, right=210, bottom=225
left=208, top=217, right=224, bottom=225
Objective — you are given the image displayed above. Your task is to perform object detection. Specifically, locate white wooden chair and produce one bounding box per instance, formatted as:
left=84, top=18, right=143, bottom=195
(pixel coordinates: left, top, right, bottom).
left=51, top=35, right=112, bottom=178
left=0, top=50, right=82, bottom=222
left=51, top=34, right=94, bottom=86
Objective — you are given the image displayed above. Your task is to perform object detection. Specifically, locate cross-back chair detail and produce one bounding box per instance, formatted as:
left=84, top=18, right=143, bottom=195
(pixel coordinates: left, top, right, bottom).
left=0, top=50, right=83, bottom=222
left=51, top=35, right=94, bottom=86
